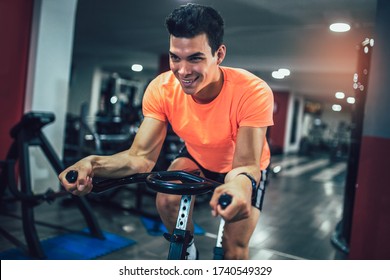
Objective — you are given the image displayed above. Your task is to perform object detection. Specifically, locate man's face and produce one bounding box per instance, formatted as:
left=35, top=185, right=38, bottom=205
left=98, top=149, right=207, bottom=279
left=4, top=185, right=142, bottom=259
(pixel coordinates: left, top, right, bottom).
left=169, top=33, right=224, bottom=100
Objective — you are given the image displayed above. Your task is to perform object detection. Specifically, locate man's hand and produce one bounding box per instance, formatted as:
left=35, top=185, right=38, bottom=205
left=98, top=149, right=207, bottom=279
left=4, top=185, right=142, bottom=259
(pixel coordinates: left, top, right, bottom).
left=209, top=175, right=252, bottom=223
left=58, top=157, right=94, bottom=196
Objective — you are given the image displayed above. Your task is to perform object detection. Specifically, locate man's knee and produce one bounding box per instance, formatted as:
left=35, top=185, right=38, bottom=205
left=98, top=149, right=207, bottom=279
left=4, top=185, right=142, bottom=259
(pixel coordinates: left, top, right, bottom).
left=168, top=156, right=200, bottom=172
left=156, top=193, right=181, bottom=214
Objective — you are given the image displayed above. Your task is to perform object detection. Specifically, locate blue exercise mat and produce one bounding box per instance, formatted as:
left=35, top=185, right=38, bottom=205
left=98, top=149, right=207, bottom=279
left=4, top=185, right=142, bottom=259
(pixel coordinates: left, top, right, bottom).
left=0, top=230, right=136, bottom=260
left=141, top=216, right=205, bottom=236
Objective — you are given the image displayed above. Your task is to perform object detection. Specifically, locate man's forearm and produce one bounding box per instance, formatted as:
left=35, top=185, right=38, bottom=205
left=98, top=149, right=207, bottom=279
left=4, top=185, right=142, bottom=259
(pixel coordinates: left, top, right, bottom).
left=87, top=150, right=154, bottom=178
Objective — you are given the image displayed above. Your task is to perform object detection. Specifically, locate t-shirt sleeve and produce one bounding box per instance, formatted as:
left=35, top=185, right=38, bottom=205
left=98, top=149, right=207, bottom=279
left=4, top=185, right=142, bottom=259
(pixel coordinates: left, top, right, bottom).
left=142, top=78, right=167, bottom=122
left=238, top=80, right=274, bottom=127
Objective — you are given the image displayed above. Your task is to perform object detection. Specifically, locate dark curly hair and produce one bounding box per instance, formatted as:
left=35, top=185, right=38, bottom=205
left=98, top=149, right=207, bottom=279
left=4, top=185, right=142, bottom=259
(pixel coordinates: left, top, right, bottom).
left=165, top=3, right=224, bottom=54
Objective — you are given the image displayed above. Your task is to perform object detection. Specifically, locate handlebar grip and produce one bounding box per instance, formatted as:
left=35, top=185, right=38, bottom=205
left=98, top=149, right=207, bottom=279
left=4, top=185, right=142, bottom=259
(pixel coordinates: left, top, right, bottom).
left=65, top=170, right=78, bottom=183
left=218, top=193, right=232, bottom=209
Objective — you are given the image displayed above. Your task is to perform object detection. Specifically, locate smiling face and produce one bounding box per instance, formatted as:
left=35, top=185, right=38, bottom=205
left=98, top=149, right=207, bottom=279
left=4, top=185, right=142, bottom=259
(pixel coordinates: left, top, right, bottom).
left=169, top=33, right=226, bottom=103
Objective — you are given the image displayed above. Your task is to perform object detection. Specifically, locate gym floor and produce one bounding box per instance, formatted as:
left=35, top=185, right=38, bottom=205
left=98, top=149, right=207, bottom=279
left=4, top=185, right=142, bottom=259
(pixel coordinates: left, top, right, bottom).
left=0, top=153, right=347, bottom=260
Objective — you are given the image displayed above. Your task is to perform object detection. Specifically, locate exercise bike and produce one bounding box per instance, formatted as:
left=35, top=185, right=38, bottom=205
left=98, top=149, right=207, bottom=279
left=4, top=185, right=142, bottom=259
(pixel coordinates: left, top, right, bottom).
left=66, top=170, right=232, bottom=260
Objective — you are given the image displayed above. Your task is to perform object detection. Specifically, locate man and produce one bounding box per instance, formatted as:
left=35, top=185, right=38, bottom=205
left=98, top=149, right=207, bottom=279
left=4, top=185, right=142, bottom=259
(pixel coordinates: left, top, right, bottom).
left=59, top=3, right=274, bottom=260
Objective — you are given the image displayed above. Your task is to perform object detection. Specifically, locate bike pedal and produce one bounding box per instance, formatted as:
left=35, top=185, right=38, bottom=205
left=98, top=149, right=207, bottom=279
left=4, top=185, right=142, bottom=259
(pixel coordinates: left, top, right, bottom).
left=163, top=232, right=171, bottom=241
left=163, top=232, right=184, bottom=243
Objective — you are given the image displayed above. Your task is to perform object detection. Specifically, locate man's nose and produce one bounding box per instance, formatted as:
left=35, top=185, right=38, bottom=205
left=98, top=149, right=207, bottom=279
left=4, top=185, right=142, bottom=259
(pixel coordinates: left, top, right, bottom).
left=177, top=61, right=192, bottom=75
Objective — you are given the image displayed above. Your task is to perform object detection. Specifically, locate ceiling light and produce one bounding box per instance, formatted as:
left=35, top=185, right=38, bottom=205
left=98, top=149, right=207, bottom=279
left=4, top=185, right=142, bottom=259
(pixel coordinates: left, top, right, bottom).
left=110, top=96, right=118, bottom=104
left=272, top=68, right=291, bottom=79
left=329, top=23, right=351, bottom=32
left=332, top=104, right=342, bottom=111
left=347, top=97, right=355, bottom=104
left=272, top=71, right=285, bottom=79
left=335, top=91, right=345, bottom=99
left=131, top=64, right=143, bottom=72
left=278, top=68, right=290, bottom=76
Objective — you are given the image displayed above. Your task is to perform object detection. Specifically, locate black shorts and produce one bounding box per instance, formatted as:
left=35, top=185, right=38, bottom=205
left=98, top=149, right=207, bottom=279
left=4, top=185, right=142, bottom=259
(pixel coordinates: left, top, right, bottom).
left=174, top=146, right=268, bottom=211
left=174, top=146, right=227, bottom=183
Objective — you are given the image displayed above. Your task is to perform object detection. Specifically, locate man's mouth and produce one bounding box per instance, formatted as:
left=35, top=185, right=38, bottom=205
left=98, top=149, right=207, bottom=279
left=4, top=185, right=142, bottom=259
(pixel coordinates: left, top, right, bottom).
left=181, top=77, right=198, bottom=86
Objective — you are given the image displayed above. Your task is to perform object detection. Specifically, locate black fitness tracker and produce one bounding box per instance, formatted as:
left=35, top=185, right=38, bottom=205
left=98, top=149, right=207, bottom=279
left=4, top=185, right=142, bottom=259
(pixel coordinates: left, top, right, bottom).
left=237, top=172, right=257, bottom=202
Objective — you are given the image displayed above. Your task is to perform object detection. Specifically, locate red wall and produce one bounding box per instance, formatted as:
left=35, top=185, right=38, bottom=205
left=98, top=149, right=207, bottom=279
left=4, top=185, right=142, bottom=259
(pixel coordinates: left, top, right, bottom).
left=268, top=90, right=289, bottom=154
left=349, top=136, right=390, bottom=259
left=0, top=0, right=34, bottom=159
left=348, top=0, right=390, bottom=259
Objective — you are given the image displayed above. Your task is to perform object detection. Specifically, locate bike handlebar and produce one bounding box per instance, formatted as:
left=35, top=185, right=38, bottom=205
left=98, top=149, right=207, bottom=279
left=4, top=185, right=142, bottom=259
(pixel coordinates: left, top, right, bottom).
left=218, top=193, right=232, bottom=210
left=66, top=170, right=220, bottom=195
left=65, top=170, right=232, bottom=208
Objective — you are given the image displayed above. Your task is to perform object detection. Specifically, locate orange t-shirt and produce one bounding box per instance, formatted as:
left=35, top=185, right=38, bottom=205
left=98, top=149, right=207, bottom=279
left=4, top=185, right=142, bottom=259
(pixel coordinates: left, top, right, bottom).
left=142, top=66, right=274, bottom=172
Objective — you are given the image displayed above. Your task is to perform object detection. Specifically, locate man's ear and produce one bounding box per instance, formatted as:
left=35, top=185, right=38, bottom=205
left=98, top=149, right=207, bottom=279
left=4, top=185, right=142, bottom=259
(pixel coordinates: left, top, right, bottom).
left=216, top=45, right=226, bottom=65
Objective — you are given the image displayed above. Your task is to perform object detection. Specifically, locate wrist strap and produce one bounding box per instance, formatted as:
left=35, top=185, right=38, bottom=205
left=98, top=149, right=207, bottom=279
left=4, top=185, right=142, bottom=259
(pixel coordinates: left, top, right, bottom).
left=237, top=172, right=257, bottom=201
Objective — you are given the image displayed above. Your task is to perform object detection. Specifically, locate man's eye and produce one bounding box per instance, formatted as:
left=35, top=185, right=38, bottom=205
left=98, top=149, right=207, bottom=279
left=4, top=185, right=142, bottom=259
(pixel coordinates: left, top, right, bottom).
left=190, top=57, right=202, bottom=62
left=170, top=56, right=179, bottom=62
